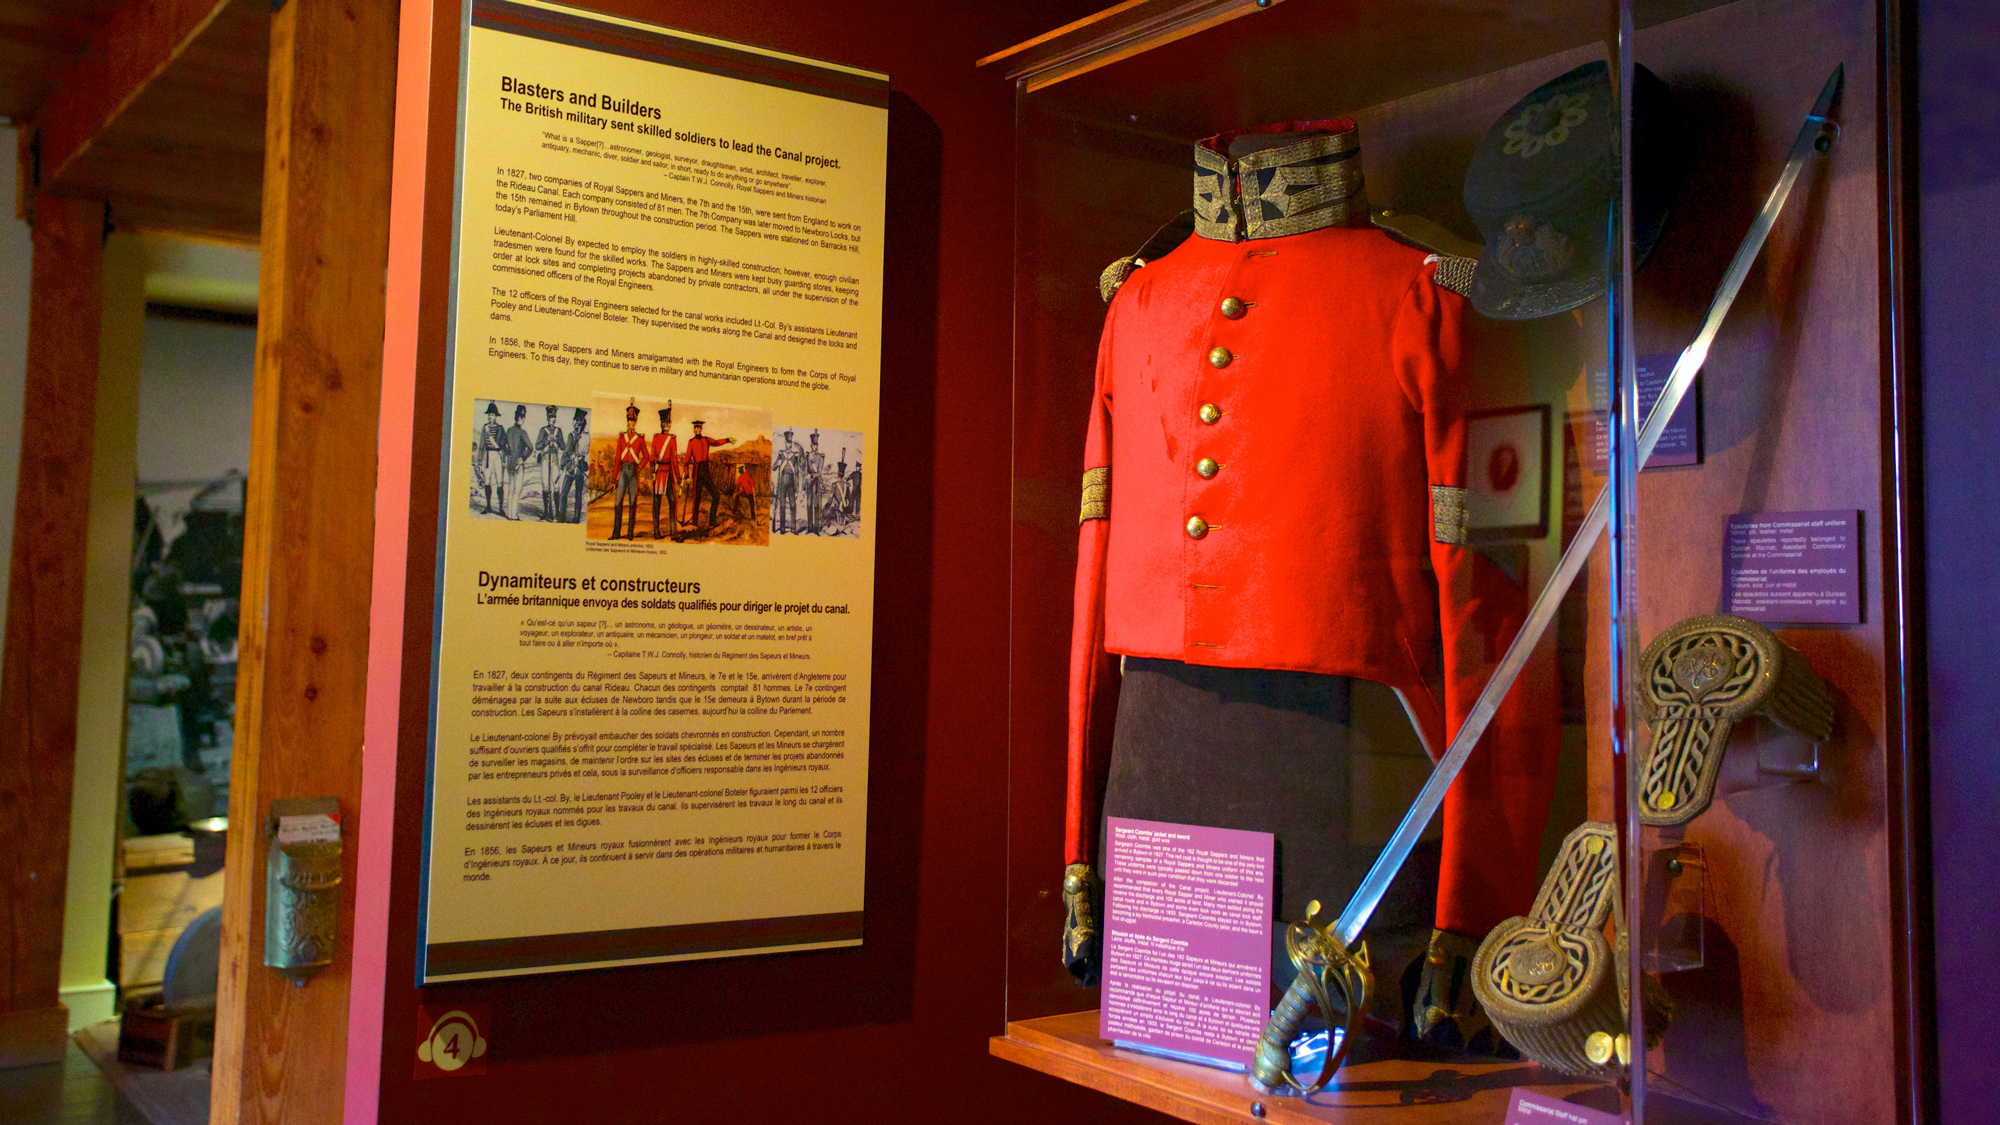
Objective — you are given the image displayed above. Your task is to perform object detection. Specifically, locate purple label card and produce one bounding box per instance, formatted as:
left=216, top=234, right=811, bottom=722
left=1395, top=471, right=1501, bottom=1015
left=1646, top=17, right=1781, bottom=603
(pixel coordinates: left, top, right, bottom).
left=1580, top=353, right=1702, bottom=471
left=1100, top=818, right=1274, bottom=1072
left=1505, top=1089, right=1628, bottom=1125
left=1722, top=509, right=1863, bottom=624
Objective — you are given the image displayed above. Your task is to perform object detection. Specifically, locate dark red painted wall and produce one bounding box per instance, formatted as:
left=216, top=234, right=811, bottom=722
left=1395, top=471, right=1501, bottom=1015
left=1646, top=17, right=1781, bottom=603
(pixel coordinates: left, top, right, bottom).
left=367, top=2, right=1168, bottom=1121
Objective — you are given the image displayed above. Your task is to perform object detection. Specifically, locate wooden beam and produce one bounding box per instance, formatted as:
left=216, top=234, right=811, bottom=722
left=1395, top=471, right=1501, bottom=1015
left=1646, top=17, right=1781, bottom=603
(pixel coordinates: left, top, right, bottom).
left=69, top=0, right=271, bottom=244
left=29, top=0, right=235, bottom=192
left=0, top=192, right=103, bottom=1068
left=208, top=0, right=396, bottom=1119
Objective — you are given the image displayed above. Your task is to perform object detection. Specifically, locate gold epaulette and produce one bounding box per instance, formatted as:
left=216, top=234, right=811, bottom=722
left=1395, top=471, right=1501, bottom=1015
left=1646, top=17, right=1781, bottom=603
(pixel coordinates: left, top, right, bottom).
left=1369, top=208, right=1480, bottom=297
left=1426, top=254, right=1477, bottom=297
left=1099, top=256, right=1138, bottom=304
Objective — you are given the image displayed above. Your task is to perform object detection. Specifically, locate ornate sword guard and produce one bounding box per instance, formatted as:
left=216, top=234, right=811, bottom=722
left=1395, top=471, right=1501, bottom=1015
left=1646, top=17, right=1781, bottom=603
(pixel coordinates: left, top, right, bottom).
left=1248, top=900, right=1373, bottom=1095
left=1471, top=822, right=1668, bottom=1075
left=1637, top=614, right=1835, bottom=826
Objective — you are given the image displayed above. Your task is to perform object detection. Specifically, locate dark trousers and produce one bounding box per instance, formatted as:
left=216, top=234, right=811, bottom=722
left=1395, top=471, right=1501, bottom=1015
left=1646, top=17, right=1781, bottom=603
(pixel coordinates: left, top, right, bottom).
left=612, top=463, right=639, bottom=538
left=1103, top=658, right=1440, bottom=988
left=693, top=463, right=721, bottom=526
left=653, top=477, right=678, bottom=539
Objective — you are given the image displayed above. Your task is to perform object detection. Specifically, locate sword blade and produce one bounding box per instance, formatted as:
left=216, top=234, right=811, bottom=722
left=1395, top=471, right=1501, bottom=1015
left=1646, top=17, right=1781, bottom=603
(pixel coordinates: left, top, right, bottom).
left=1332, top=63, right=1843, bottom=950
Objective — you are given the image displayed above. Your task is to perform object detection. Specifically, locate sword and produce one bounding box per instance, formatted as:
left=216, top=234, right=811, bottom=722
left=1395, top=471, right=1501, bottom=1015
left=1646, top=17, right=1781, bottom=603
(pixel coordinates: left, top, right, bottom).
left=1250, top=63, right=1843, bottom=1094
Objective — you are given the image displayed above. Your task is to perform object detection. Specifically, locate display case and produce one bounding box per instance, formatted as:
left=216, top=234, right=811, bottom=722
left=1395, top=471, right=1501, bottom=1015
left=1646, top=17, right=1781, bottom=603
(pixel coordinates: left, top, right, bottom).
left=991, top=0, right=1921, bottom=1122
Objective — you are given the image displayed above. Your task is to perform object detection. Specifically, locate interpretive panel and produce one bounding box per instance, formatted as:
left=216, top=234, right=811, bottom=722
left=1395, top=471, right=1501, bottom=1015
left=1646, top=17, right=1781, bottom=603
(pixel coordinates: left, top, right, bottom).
left=1578, top=353, right=1701, bottom=471
left=1101, top=818, right=1274, bottom=1072
left=1721, top=509, right=1862, bottom=625
left=419, top=0, right=889, bottom=981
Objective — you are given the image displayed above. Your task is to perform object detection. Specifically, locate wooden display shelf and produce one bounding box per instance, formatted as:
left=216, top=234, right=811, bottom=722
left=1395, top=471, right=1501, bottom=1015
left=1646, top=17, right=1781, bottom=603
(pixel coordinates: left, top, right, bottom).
left=992, top=1010, right=1604, bottom=1124
left=994, top=1011, right=1762, bottom=1125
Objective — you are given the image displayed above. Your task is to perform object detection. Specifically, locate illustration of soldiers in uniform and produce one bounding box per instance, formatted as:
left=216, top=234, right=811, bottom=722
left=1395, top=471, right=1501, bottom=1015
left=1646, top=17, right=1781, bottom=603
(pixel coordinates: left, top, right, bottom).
left=733, top=462, right=757, bottom=521
left=477, top=402, right=508, bottom=515
left=835, top=448, right=855, bottom=526
left=648, top=403, right=680, bottom=541
left=684, top=420, right=734, bottom=533
left=534, top=405, right=565, bottom=522
left=803, top=431, right=826, bottom=534
left=563, top=407, right=589, bottom=522
left=771, top=429, right=803, bottom=534
left=846, top=454, right=862, bottom=519
left=610, top=399, right=649, bottom=540
left=504, top=405, right=533, bottom=520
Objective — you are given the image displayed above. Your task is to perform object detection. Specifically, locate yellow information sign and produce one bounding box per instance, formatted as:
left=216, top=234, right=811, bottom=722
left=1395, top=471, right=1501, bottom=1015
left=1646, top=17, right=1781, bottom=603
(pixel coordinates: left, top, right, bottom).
left=420, top=0, right=887, bottom=982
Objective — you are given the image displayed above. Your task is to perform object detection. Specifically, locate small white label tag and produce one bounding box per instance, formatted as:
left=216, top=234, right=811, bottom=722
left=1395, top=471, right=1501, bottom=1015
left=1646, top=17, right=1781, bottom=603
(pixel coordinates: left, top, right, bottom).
left=277, top=813, right=340, bottom=846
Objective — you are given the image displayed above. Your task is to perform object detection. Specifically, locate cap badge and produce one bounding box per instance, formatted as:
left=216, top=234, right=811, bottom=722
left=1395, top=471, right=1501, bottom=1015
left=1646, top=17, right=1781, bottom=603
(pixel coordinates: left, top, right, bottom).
left=1502, top=93, right=1590, bottom=159
left=1493, top=217, right=1575, bottom=282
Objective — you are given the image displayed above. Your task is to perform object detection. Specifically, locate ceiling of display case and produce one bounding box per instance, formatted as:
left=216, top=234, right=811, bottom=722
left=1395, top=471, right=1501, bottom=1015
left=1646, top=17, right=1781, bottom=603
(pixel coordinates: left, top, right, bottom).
left=1003, top=0, right=1742, bottom=140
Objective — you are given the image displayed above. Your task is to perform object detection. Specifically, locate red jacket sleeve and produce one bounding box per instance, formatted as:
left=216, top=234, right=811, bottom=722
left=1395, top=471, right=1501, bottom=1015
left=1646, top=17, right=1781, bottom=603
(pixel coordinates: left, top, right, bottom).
left=1395, top=267, right=1561, bottom=937
left=1066, top=303, right=1123, bottom=867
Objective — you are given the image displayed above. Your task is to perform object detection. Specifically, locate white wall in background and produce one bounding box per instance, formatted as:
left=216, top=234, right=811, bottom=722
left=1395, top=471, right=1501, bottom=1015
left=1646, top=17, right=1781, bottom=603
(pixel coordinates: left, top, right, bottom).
left=137, top=315, right=256, bottom=483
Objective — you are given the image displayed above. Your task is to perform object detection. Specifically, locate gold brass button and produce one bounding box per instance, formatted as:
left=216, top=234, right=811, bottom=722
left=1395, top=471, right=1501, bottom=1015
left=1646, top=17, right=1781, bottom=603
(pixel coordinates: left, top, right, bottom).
left=1208, top=346, right=1233, bottom=369
left=1198, top=403, right=1221, bottom=425
left=1184, top=516, right=1209, bottom=539
left=1585, top=1032, right=1616, bottom=1066
left=1657, top=790, right=1678, bottom=810
left=1195, top=457, right=1219, bottom=479
left=1220, top=296, right=1246, bottom=319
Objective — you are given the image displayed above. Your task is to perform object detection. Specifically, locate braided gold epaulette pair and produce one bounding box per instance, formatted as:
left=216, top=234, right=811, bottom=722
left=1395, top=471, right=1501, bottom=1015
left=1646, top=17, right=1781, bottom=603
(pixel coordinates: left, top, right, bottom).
left=1097, top=207, right=1478, bottom=303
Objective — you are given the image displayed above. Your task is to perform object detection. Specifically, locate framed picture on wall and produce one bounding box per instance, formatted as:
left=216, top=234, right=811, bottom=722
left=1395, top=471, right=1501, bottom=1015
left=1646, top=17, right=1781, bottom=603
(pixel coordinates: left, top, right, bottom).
left=1466, top=405, right=1549, bottom=543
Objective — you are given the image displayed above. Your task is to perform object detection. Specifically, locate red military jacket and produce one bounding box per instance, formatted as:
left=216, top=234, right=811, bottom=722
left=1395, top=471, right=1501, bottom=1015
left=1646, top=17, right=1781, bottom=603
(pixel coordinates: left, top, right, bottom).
left=1068, top=121, right=1556, bottom=937
left=614, top=430, right=650, bottom=467
left=686, top=435, right=731, bottom=463
left=649, top=432, right=680, bottom=481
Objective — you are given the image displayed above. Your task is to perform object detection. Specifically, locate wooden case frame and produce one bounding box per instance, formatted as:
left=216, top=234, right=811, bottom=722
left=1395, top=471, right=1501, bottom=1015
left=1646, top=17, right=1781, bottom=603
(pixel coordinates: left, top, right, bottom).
left=994, top=0, right=1929, bottom=1122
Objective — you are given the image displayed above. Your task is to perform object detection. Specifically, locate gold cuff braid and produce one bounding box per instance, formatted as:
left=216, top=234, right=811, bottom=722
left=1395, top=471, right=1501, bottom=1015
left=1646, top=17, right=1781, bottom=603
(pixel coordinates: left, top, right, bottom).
left=1079, top=466, right=1110, bottom=523
left=1431, top=484, right=1468, bottom=545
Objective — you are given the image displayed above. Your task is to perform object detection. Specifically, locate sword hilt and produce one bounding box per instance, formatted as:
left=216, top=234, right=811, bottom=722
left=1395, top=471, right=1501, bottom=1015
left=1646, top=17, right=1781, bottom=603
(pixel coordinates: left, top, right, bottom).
left=1248, top=901, right=1371, bottom=1095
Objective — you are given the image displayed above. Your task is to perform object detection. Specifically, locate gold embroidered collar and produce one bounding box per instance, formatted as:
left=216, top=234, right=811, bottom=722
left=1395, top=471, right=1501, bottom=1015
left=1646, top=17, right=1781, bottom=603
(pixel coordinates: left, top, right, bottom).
left=1193, top=119, right=1368, bottom=242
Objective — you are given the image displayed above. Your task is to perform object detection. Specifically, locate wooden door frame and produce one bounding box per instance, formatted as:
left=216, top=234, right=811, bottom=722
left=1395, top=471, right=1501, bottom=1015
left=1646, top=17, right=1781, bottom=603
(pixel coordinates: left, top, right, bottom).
left=208, top=1, right=398, bottom=1123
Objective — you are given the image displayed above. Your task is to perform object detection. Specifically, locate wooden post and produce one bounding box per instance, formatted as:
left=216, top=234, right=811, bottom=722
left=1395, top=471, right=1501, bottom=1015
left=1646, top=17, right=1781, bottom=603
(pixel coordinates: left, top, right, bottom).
left=0, top=193, right=104, bottom=1069
left=208, top=0, right=397, bottom=1120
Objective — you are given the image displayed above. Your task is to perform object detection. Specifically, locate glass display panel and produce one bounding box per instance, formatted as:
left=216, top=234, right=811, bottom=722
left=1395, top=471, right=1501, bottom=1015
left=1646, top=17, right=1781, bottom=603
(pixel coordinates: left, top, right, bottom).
left=999, top=0, right=1905, bottom=1122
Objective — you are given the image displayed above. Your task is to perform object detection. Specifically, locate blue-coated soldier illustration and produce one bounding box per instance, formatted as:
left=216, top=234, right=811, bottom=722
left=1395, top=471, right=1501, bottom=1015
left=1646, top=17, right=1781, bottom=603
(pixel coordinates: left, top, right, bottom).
left=803, top=431, right=827, bottom=533
left=534, top=405, right=565, bottom=522
left=504, top=405, right=533, bottom=520
left=564, top=407, right=589, bottom=522
left=772, top=429, right=803, bottom=534
left=478, top=402, right=508, bottom=515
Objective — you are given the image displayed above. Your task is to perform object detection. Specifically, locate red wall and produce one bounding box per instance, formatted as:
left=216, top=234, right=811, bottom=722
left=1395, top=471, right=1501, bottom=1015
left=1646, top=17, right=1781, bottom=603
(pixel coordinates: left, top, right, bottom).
left=351, top=1, right=1174, bottom=1121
